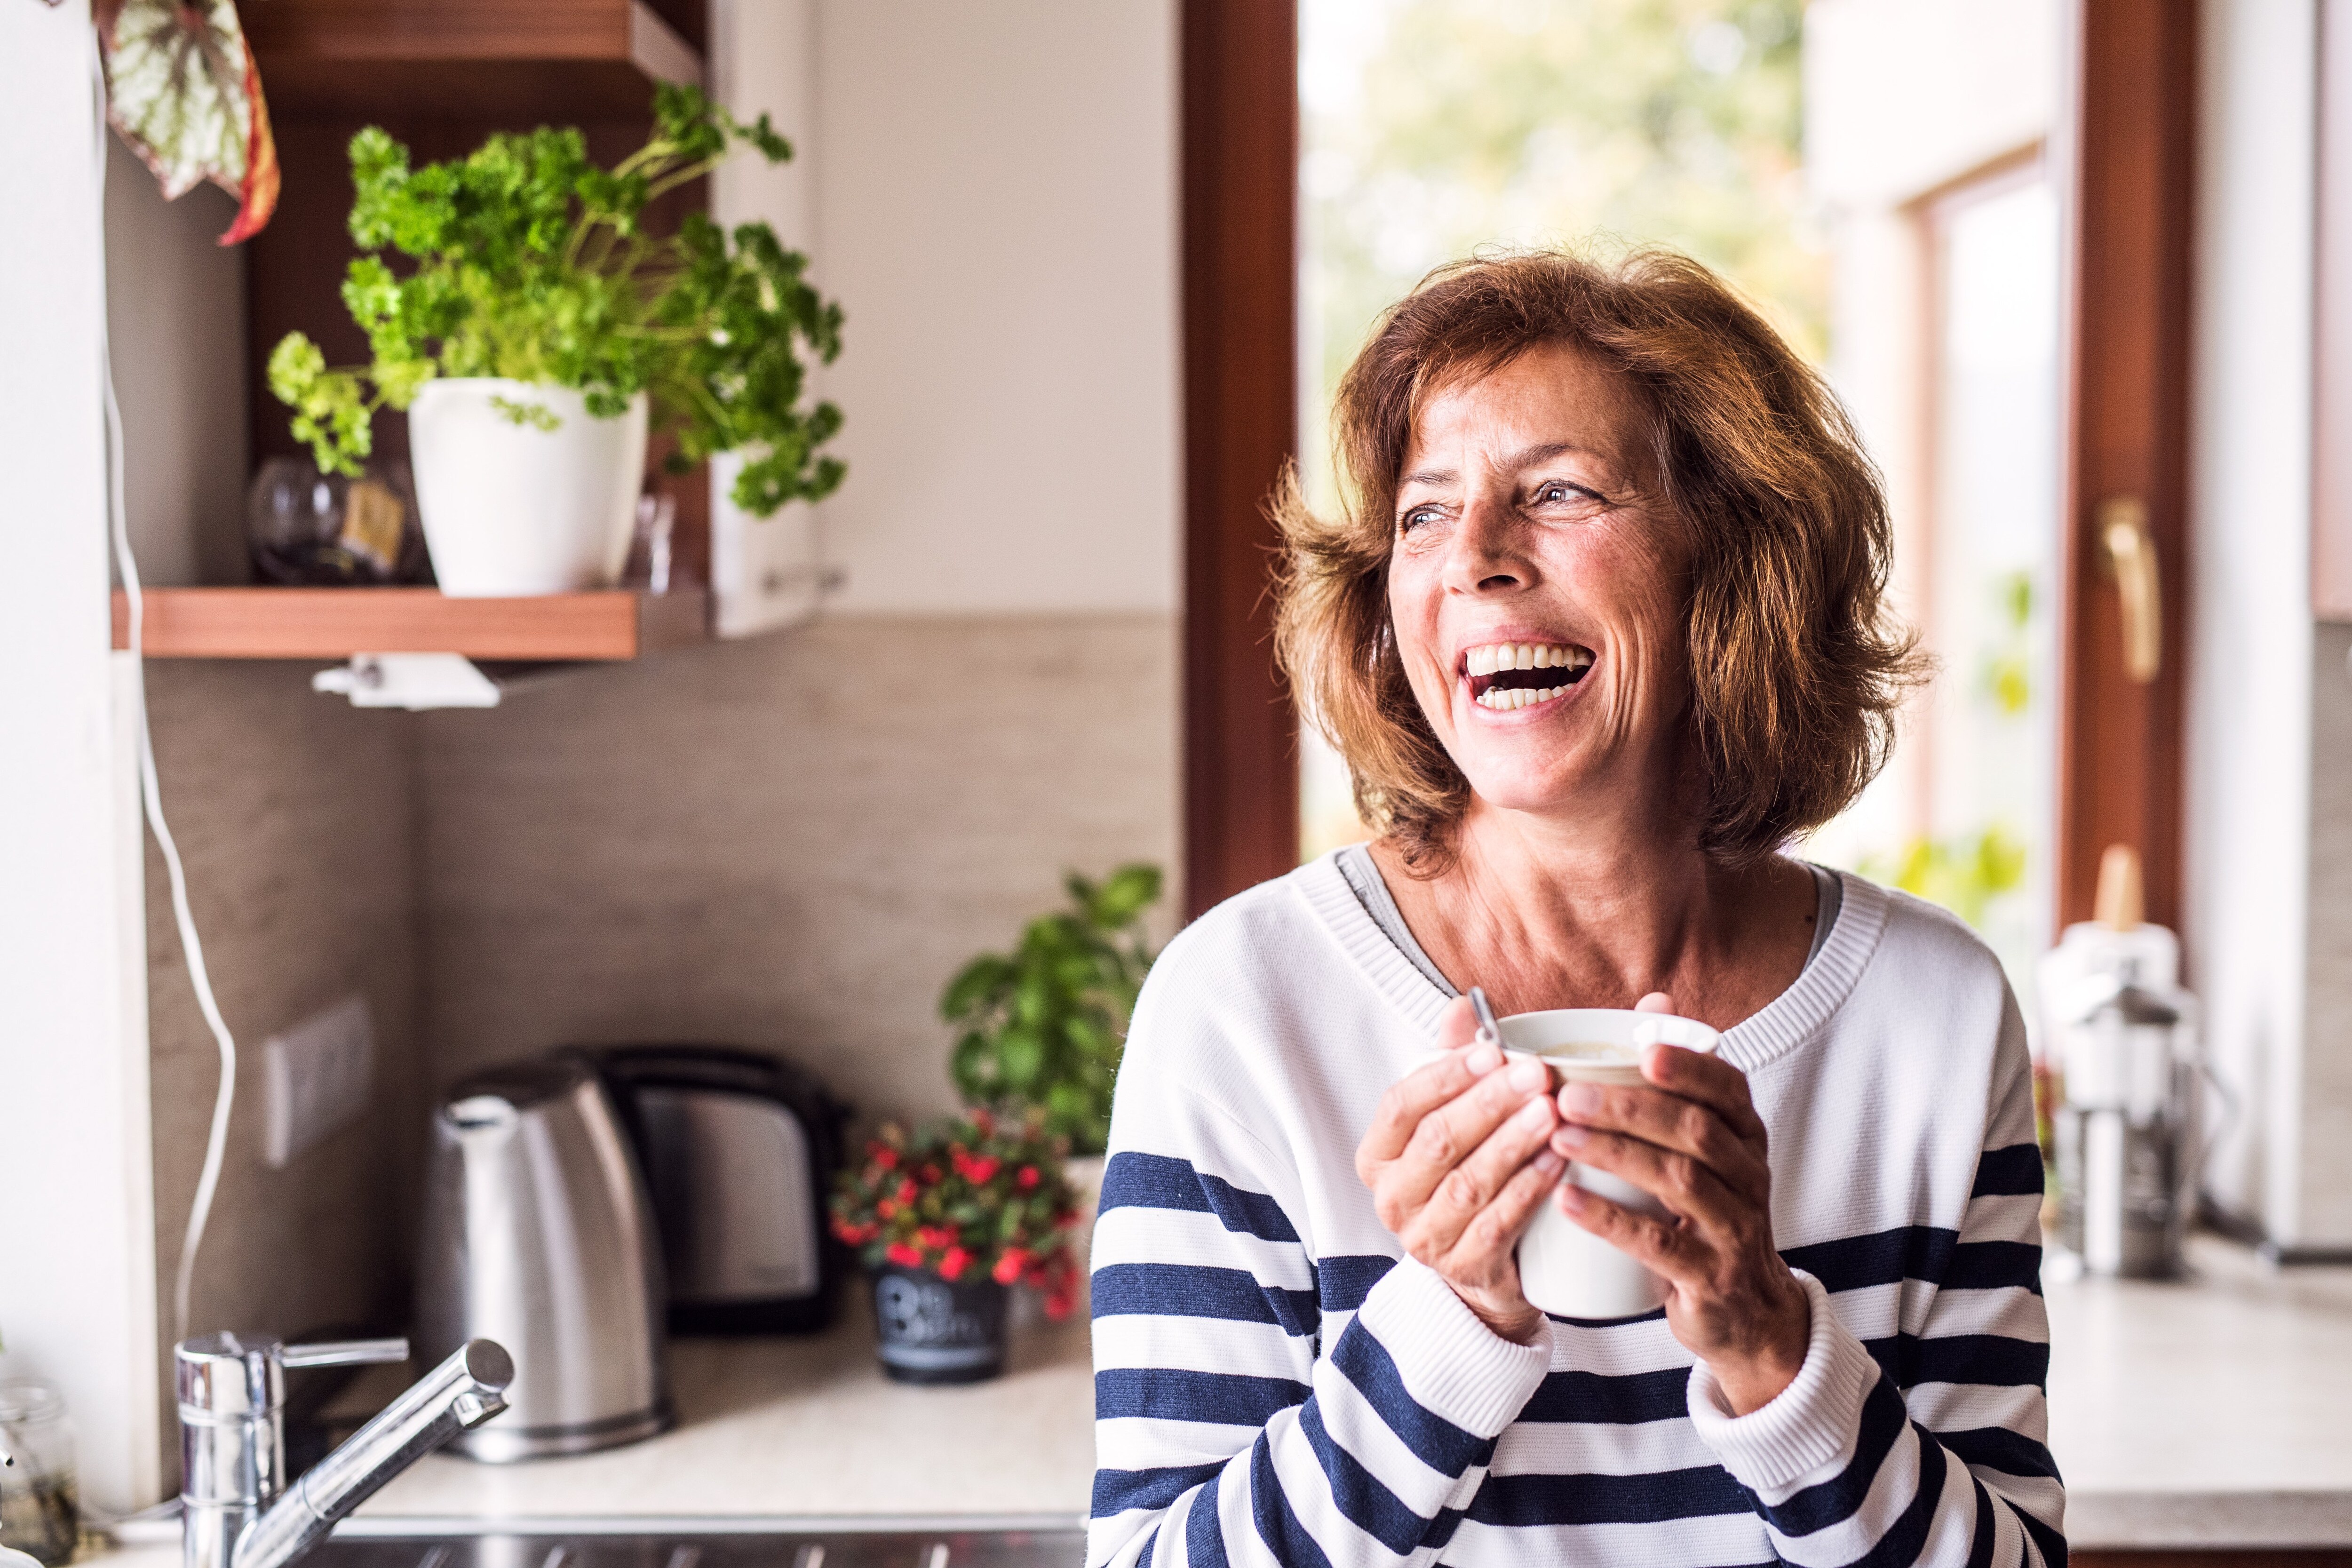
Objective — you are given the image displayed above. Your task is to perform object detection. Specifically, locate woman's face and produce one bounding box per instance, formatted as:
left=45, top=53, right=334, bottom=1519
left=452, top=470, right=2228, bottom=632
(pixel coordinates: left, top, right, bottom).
left=1386, top=341, right=1692, bottom=821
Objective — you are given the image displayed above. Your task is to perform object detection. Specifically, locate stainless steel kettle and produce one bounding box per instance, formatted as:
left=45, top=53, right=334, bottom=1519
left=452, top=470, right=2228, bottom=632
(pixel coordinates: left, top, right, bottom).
left=415, top=1054, right=670, bottom=1461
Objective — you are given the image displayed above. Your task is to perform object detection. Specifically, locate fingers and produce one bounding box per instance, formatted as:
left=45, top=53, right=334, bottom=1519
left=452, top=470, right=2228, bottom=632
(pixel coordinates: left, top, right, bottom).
left=1624, top=994, right=1764, bottom=1144
left=1389, top=1055, right=1554, bottom=1213
left=1640, top=1046, right=1768, bottom=1145
left=1552, top=1077, right=1769, bottom=1196
left=1358, top=1027, right=1506, bottom=1171
left=1550, top=1122, right=1749, bottom=1230
left=1436, top=994, right=1479, bottom=1051
left=1406, top=1087, right=1559, bottom=1254
left=1554, top=1178, right=1694, bottom=1279
left=1442, top=1146, right=1566, bottom=1268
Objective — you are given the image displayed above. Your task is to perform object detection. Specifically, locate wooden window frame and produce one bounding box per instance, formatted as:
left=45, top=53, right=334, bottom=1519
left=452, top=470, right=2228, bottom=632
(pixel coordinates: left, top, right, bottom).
left=1181, top=0, right=1300, bottom=919
left=2057, top=0, right=2196, bottom=931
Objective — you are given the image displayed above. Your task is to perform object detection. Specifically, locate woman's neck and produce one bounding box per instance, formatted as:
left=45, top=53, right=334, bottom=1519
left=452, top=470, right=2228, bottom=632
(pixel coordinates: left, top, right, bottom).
left=1368, top=798, right=1818, bottom=1030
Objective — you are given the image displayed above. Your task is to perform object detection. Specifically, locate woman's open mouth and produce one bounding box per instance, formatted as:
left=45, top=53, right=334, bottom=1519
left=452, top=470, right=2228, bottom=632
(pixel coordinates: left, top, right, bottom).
left=1462, top=641, right=1595, bottom=711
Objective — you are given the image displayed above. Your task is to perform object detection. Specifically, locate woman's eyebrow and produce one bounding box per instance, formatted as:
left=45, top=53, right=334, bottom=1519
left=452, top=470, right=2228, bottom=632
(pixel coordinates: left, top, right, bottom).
left=1503, top=440, right=1604, bottom=470
left=1399, top=466, right=1456, bottom=490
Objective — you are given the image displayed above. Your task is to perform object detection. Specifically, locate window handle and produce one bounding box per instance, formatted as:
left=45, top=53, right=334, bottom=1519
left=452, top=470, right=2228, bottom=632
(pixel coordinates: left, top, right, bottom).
left=2098, top=496, right=2161, bottom=684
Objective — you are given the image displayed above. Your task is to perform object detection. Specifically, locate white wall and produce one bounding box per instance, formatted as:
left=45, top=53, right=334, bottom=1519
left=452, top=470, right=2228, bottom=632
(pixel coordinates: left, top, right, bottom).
left=0, top=1, right=162, bottom=1511
left=809, top=1, right=1181, bottom=616
left=2186, top=0, right=2321, bottom=1242
left=1805, top=0, right=2059, bottom=209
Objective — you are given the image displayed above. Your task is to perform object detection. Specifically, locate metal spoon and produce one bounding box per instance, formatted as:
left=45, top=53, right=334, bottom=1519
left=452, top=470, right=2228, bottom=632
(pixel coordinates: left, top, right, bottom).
left=1469, top=985, right=1501, bottom=1050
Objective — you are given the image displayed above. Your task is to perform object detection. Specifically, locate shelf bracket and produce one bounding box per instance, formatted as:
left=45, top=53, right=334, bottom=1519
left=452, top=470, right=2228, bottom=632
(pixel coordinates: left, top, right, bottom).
left=311, top=653, right=501, bottom=710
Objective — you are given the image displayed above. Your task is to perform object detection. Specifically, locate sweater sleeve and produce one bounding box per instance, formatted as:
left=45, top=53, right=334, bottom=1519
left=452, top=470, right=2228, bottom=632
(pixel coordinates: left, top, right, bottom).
left=1086, top=1073, right=1553, bottom=1568
left=1685, top=997, right=2065, bottom=1568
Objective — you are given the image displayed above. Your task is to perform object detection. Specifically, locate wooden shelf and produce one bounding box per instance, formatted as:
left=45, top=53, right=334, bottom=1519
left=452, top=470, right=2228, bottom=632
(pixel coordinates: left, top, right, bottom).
left=246, top=0, right=702, bottom=121
left=111, top=588, right=708, bottom=662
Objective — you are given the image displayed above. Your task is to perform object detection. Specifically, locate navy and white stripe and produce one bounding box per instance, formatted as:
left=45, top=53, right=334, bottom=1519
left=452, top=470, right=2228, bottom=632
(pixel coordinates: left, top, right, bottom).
left=1087, top=857, right=2063, bottom=1568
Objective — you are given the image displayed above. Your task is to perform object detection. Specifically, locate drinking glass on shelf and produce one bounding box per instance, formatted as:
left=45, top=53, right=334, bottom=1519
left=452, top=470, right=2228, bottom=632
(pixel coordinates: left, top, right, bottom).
left=246, top=456, right=427, bottom=585
left=626, top=492, right=676, bottom=595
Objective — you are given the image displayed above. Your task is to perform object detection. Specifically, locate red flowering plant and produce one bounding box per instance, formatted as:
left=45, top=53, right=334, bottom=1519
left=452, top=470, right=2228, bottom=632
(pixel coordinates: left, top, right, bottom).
left=829, top=1107, right=1083, bottom=1319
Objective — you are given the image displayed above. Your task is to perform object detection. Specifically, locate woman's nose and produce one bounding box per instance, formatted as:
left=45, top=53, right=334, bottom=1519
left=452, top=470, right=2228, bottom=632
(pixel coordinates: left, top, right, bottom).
left=1445, top=498, right=1527, bottom=594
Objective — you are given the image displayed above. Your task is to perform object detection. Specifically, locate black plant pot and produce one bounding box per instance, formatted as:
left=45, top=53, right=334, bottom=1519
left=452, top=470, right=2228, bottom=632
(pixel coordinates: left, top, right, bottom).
left=869, top=1265, right=1009, bottom=1385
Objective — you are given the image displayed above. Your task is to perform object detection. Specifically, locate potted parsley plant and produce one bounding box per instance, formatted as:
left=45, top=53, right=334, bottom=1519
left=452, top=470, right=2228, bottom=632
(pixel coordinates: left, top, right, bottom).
left=267, top=84, right=845, bottom=596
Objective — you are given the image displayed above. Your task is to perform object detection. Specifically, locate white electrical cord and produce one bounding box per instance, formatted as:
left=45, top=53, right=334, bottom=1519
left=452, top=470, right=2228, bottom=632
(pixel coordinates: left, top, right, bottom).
left=88, top=26, right=240, bottom=1347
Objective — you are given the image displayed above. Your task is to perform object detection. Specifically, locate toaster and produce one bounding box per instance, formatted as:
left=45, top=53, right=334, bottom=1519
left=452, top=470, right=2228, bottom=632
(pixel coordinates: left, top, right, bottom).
left=594, top=1045, right=851, bottom=1335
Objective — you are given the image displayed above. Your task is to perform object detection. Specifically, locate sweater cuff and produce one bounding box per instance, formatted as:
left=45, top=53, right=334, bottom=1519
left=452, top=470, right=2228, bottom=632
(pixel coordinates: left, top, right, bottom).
left=1685, top=1270, right=1879, bottom=1495
left=1352, top=1256, right=1554, bottom=1438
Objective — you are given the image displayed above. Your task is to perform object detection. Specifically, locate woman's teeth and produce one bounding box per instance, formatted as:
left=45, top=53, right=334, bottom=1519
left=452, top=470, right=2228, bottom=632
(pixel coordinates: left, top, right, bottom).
left=1462, top=642, right=1594, bottom=710
left=1477, top=685, right=1571, bottom=710
left=1464, top=643, right=1592, bottom=677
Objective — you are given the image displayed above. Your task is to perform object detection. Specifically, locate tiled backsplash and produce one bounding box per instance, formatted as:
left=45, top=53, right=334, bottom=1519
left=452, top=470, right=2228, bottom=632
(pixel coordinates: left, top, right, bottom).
left=415, top=611, right=1180, bottom=1130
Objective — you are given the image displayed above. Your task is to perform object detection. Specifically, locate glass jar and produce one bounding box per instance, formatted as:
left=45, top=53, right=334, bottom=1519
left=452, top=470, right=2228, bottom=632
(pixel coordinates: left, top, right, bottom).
left=0, top=1381, right=78, bottom=1565
left=245, top=456, right=426, bottom=585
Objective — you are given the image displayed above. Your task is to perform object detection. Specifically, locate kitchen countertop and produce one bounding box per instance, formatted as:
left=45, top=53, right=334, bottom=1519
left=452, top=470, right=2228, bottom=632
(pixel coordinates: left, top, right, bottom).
left=2046, top=1231, right=2352, bottom=1549
left=83, top=1234, right=2352, bottom=1559
left=351, top=1307, right=1096, bottom=1526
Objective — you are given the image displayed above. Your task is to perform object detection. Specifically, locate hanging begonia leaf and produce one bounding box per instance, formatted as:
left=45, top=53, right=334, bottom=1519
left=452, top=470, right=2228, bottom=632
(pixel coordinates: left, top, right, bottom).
left=97, top=0, right=279, bottom=245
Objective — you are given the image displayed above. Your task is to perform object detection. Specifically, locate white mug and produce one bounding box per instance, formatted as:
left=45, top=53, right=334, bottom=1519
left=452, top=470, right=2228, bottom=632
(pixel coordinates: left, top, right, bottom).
left=1494, top=1007, right=1723, bottom=1320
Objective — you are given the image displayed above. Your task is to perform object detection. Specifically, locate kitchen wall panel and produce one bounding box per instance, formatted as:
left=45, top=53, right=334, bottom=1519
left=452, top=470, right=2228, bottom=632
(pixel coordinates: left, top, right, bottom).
left=141, top=661, right=429, bottom=1465
left=417, top=611, right=1180, bottom=1125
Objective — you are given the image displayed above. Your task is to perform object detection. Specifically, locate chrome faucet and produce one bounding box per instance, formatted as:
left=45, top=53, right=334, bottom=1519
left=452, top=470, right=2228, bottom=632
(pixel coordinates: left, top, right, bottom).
left=175, top=1333, right=512, bottom=1568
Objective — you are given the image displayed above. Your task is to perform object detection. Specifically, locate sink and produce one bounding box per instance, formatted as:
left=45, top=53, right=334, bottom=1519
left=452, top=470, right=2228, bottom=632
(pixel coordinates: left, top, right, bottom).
left=305, top=1526, right=1086, bottom=1568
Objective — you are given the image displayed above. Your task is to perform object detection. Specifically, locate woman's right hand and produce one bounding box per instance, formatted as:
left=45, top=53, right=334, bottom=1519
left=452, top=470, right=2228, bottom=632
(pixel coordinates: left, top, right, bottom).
left=1356, top=995, right=1564, bottom=1344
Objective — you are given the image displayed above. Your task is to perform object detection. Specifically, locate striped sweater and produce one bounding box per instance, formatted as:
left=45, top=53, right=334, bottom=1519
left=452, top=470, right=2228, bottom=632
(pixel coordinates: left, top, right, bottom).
left=1088, top=855, right=2060, bottom=1568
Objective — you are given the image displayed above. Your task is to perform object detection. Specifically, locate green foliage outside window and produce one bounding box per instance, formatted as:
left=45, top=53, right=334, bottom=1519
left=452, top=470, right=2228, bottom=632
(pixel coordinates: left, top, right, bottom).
left=1981, top=570, right=2037, bottom=719
left=266, top=84, right=845, bottom=517
left=1862, top=827, right=2028, bottom=929
left=941, top=865, right=1164, bottom=1156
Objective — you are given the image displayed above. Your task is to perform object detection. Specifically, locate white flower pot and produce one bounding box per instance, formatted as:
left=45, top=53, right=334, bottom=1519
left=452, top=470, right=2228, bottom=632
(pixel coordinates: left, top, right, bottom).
left=408, top=378, right=649, bottom=596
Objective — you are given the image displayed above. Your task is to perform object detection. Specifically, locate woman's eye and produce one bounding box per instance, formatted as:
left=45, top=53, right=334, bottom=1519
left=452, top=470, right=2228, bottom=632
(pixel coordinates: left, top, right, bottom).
left=1400, top=505, right=1443, bottom=531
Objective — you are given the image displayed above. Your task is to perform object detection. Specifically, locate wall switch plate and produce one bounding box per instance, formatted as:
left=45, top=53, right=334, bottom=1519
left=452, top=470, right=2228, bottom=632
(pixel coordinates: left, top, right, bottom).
left=262, top=995, right=375, bottom=1170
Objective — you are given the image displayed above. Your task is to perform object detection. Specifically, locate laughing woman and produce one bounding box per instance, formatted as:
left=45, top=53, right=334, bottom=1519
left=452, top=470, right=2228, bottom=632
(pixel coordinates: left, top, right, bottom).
left=1086, top=251, right=2060, bottom=1568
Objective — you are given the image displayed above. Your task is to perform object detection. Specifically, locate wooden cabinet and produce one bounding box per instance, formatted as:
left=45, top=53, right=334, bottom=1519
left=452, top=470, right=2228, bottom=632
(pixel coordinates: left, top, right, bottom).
left=168, top=0, right=713, bottom=661
left=242, top=0, right=701, bottom=120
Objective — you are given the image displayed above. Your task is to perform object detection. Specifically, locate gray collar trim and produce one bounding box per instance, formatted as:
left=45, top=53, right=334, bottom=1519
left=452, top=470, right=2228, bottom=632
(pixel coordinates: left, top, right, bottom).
left=1290, top=853, right=1886, bottom=1070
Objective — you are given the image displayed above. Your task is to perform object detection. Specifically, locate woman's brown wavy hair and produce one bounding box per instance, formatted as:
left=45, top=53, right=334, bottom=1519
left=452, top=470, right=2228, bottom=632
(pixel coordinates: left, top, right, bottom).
left=1275, top=247, right=1922, bottom=871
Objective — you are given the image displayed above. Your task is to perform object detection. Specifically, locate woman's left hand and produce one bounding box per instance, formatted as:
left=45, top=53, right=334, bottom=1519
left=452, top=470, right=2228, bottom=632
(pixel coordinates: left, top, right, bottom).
left=1548, top=993, right=1811, bottom=1415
